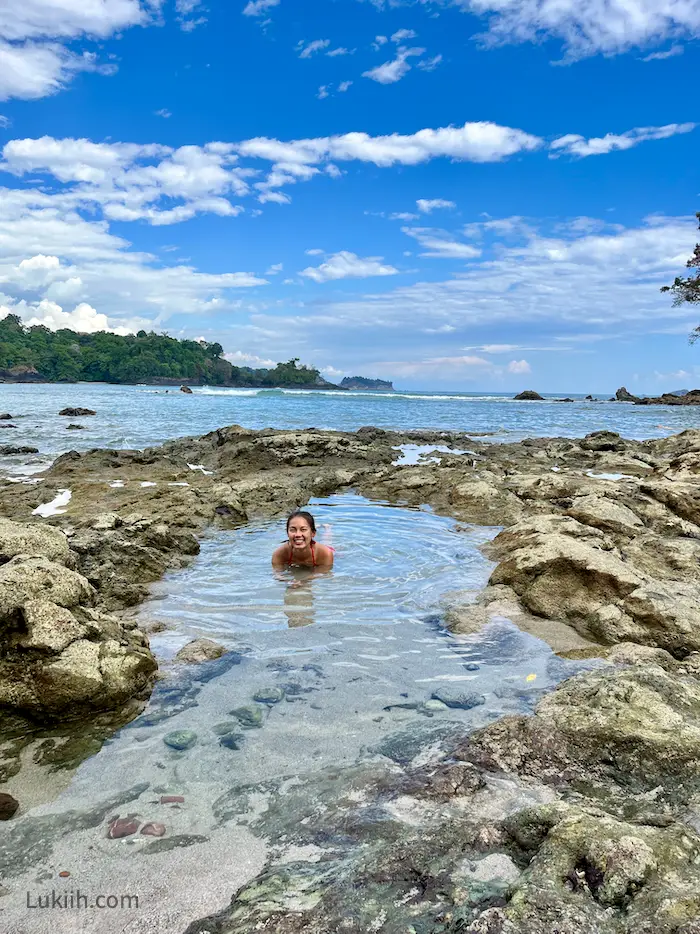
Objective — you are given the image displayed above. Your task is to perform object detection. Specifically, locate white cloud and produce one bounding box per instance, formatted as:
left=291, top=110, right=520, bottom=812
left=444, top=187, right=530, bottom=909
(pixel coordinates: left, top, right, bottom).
left=0, top=0, right=159, bottom=102
left=155, top=108, right=171, bottom=118
left=642, top=43, right=685, bottom=60
left=305, top=248, right=324, bottom=255
left=317, top=84, right=329, bottom=99
left=402, top=226, right=482, bottom=258
left=0, top=192, right=268, bottom=334
left=300, top=250, right=399, bottom=282
left=372, top=35, right=388, bottom=49
left=508, top=359, right=531, bottom=374
left=338, top=80, right=353, bottom=92
left=464, top=0, right=700, bottom=60
left=225, top=349, right=277, bottom=367
left=391, top=28, right=417, bottom=42
left=298, top=38, right=330, bottom=58
left=551, top=122, right=696, bottom=157
left=175, top=0, right=207, bottom=31
left=238, top=120, right=543, bottom=170
left=265, top=262, right=283, bottom=274
left=417, top=53, right=443, bottom=71
left=327, top=46, right=352, bottom=56
left=22, top=298, right=122, bottom=333
left=481, top=344, right=519, bottom=353
left=363, top=45, right=425, bottom=84
left=0, top=115, right=9, bottom=128
left=0, top=40, right=114, bottom=101
left=417, top=198, right=456, bottom=213
left=242, top=0, right=279, bottom=15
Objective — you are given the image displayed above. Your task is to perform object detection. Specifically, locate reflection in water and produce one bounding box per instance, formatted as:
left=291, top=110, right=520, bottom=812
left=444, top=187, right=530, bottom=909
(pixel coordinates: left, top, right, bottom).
left=278, top=568, right=332, bottom=628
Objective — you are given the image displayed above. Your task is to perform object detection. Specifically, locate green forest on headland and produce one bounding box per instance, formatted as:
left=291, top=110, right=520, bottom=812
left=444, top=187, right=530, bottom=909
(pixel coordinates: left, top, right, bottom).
left=0, top=314, right=332, bottom=387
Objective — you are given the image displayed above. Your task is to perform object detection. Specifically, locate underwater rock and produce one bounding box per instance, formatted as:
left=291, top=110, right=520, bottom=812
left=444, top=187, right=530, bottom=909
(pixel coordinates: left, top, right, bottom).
left=431, top=687, right=486, bottom=710
left=230, top=705, right=264, bottom=729
left=253, top=686, right=285, bottom=704
left=163, top=729, right=198, bottom=750
left=0, top=445, right=38, bottom=455
left=107, top=817, right=140, bottom=838
left=140, top=822, right=166, bottom=837
left=174, top=637, right=226, bottom=664
left=160, top=795, right=185, bottom=804
left=66, top=423, right=86, bottom=430
left=219, top=733, right=244, bottom=750
left=0, top=793, right=19, bottom=820
left=58, top=407, right=95, bottom=416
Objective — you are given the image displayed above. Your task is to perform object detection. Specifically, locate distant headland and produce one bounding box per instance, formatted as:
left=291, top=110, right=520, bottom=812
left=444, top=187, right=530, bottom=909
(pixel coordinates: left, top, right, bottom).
left=0, top=315, right=383, bottom=391
left=339, top=376, right=394, bottom=391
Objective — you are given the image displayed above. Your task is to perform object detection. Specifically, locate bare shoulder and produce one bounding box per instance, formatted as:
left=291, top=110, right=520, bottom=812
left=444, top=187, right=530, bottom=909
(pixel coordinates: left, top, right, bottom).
left=315, top=543, right=334, bottom=568
left=272, top=543, right=289, bottom=568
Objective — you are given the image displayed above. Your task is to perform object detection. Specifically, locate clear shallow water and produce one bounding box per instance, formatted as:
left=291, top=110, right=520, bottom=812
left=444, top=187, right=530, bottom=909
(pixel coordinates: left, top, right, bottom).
left=0, top=381, right=698, bottom=477
left=1, top=495, right=599, bottom=934
left=141, top=494, right=500, bottom=650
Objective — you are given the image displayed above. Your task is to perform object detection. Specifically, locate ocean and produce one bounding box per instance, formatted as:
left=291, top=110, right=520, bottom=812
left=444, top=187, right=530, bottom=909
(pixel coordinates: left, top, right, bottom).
left=0, top=381, right=698, bottom=477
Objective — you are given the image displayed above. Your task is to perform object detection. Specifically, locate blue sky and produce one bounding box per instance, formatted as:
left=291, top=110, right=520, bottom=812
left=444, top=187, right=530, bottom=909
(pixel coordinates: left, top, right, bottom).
left=0, top=0, right=698, bottom=391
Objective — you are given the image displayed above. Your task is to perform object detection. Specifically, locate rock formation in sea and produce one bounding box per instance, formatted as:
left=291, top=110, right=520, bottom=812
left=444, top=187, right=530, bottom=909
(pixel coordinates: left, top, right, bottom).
left=513, top=390, right=544, bottom=400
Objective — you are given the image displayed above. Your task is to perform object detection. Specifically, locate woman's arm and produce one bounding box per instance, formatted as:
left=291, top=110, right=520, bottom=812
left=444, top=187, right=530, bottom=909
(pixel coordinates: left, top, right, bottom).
left=272, top=544, right=288, bottom=569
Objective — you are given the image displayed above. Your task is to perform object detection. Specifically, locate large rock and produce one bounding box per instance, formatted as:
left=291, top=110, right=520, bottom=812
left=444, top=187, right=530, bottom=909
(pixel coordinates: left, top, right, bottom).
left=488, top=516, right=700, bottom=652
left=0, top=517, right=71, bottom=564
left=566, top=494, right=643, bottom=535
left=0, top=540, right=156, bottom=720
left=615, top=386, right=640, bottom=402
left=513, top=391, right=544, bottom=401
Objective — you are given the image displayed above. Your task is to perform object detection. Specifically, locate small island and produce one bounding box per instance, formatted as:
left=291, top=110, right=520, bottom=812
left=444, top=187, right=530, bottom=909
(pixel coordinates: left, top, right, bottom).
left=339, top=376, right=395, bottom=391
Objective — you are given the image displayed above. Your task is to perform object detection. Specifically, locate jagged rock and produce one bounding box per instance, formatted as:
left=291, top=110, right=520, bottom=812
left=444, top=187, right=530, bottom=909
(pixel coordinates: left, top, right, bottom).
left=180, top=386, right=193, bottom=394
left=566, top=494, right=643, bottom=535
left=58, top=407, right=96, bottom=417
left=488, top=516, right=700, bottom=653
left=0, top=445, right=38, bottom=455
left=615, top=386, right=640, bottom=402
left=174, top=638, right=226, bottom=664
left=580, top=430, right=627, bottom=452
left=0, top=517, right=70, bottom=564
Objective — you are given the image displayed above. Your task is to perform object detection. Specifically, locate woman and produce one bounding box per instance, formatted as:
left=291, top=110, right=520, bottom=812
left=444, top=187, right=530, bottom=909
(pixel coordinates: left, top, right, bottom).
left=272, top=510, right=334, bottom=571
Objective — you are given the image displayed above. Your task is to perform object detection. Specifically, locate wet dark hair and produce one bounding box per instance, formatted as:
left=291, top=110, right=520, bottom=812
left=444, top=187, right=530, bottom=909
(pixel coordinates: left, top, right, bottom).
left=286, top=510, right=316, bottom=534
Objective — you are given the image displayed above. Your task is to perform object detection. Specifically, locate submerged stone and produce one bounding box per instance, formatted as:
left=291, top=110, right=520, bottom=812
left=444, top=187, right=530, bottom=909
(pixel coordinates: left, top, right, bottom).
left=141, top=822, right=166, bottom=837
left=253, top=686, right=285, bottom=704
left=219, top=733, right=244, bottom=750
left=107, top=817, right=140, bottom=838
left=163, top=729, right=197, bottom=750
left=230, top=705, right=264, bottom=729
left=431, top=687, right=486, bottom=710
left=0, top=793, right=19, bottom=820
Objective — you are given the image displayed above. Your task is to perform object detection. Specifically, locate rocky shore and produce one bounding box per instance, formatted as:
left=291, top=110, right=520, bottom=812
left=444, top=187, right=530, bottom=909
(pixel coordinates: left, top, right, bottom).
left=2, top=424, right=700, bottom=932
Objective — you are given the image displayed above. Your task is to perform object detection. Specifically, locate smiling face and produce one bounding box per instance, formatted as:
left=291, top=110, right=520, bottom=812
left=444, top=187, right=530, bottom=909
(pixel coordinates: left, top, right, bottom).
left=287, top=516, right=314, bottom=550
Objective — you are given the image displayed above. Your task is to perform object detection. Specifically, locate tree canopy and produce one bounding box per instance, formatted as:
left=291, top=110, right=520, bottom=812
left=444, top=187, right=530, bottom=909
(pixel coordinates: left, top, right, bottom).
left=661, top=212, right=700, bottom=343
left=0, top=317, right=326, bottom=387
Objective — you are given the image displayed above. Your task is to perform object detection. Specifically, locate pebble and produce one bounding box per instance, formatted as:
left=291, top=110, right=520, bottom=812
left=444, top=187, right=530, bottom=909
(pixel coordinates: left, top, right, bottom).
left=229, top=705, right=264, bottom=729
left=107, top=817, right=140, bottom=839
left=211, top=720, right=241, bottom=736
left=253, top=686, right=285, bottom=704
left=141, top=822, right=167, bottom=837
left=0, top=793, right=19, bottom=820
left=219, top=733, right=244, bottom=750
left=465, top=663, right=480, bottom=671
left=424, top=699, right=449, bottom=711
left=160, top=795, right=185, bottom=804
left=430, top=688, right=486, bottom=710
left=163, top=729, right=198, bottom=750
